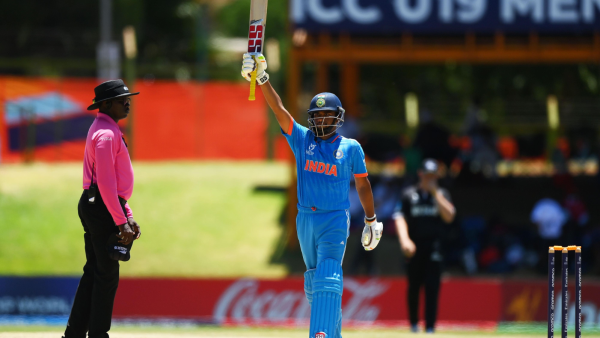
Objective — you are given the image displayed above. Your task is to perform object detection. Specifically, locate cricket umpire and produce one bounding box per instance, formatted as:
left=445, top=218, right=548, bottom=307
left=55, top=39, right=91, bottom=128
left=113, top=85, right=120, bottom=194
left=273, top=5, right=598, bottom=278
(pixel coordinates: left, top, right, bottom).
left=63, top=79, right=141, bottom=338
left=393, top=159, right=455, bottom=333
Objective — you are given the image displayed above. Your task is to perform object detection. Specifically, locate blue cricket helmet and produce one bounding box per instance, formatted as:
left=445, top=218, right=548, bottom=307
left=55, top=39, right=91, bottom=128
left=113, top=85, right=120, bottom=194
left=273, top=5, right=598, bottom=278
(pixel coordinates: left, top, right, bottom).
left=308, top=92, right=344, bottom=113
left=307, top=92, right=345, bottom=137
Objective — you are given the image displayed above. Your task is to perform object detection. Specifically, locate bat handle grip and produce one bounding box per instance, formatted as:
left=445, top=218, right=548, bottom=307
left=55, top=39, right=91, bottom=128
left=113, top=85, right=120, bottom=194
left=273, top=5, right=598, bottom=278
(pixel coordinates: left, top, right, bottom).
left=249, top=56, right=258, bottom=101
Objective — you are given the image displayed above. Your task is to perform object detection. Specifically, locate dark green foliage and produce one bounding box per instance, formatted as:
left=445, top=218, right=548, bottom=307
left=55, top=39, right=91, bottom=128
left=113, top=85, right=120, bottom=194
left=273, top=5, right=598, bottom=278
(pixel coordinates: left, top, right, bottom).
left=0, top=0, right=96, bottom=30
left=360, top=63, right=600, bottom=134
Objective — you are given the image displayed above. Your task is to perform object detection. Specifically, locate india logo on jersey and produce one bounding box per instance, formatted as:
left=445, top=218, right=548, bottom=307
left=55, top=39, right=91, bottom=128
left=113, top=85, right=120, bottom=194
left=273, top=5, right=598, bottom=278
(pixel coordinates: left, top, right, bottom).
left=304, top=160, right=338, bottom=177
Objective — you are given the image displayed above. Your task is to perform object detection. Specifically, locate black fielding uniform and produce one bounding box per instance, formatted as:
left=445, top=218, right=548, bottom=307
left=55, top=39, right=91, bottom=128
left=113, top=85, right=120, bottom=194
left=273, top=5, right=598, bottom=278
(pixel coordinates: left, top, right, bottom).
left=394, top=185, right=452, bottom=331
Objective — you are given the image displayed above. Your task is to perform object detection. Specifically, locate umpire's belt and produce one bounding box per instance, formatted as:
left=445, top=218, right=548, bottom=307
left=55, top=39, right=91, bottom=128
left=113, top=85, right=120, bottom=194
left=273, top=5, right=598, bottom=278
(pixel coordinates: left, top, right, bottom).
left=297, top=204, right=339, bottom=213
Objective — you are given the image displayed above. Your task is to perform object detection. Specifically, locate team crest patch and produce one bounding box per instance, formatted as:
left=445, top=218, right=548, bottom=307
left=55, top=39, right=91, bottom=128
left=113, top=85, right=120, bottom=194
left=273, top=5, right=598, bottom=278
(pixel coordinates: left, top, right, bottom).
left=316, top=98, right=326, bottom=107
left=124, top=86, right=129, bottom=91
left=315, top=332, right=327, bottom=338
left=334, top=149, right=344, bottom=159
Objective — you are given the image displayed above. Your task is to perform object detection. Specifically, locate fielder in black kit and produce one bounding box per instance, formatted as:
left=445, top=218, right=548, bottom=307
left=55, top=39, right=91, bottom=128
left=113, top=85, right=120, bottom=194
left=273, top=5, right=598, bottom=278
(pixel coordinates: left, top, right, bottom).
left=393, top=159, right=456, bottom=334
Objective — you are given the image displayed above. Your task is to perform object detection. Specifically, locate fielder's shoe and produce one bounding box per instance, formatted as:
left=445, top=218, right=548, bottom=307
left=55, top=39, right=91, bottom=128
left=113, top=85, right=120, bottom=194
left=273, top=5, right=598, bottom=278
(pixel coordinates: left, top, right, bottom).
left=410, top=324, right=419, bottom=333
left=426, top=327, right=435, bottom=334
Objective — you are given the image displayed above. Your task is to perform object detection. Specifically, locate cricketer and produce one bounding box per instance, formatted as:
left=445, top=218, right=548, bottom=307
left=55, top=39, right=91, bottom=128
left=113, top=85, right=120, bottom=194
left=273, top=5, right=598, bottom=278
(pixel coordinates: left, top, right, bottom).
left=241, top=53, right=384, bottom=338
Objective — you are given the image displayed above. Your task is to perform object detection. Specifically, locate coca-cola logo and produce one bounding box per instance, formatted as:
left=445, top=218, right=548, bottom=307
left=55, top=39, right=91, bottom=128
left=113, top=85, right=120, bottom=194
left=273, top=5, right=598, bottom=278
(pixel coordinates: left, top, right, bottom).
left=213, top=279, right=309, bottom=325
left=213, top=278, right=389, bottom=325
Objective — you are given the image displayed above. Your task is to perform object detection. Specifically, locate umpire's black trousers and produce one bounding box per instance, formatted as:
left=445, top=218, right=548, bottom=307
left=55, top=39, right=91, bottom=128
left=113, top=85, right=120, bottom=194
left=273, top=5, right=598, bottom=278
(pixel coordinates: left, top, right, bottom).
left=406, top=240, right=443, bottom=330
left=64, top=190, right=124, bottom=338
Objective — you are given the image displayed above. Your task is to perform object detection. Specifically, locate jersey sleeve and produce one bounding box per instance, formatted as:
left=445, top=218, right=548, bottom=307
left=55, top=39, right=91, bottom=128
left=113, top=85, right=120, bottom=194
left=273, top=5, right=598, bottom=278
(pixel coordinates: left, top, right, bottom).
left=351, top=141, right=368, bottom=177
left=124, top=202, right=133, bottom=219
left=95, top=130, right=128, bottom=226
left=281, top=118, right=309, bottom=155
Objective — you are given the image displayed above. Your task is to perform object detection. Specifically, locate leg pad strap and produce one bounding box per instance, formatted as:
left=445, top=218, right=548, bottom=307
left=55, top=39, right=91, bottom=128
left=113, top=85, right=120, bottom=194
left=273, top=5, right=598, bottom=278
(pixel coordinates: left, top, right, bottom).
left=313, top=258, right=343, bottom=295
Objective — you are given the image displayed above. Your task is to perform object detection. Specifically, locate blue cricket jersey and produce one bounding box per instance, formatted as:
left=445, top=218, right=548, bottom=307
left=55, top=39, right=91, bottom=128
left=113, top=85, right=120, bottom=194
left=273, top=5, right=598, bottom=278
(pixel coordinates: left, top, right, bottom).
left=282, top=119, right=368, bottom=211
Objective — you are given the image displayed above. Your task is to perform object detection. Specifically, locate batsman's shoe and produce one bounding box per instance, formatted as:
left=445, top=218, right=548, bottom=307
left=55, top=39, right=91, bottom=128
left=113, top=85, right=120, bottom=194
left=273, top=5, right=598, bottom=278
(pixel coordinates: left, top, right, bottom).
left=241, top=53, right=269, bottom=85
left=361, top=219, right=383, bottom=251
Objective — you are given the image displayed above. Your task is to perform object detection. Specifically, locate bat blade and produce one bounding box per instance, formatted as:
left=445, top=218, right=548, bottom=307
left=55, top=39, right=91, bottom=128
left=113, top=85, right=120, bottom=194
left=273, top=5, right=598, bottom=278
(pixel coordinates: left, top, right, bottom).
left=249, top=0, right=268, bottom=26
left=248, top=0, right=268, bottom=54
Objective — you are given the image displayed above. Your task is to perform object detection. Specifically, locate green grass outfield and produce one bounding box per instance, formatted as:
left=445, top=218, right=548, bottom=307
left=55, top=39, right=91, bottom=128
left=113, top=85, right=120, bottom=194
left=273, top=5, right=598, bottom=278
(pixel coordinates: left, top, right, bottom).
left=0, top=162, right=289, bottom=277
left=2, top=324, right=600, bottom=338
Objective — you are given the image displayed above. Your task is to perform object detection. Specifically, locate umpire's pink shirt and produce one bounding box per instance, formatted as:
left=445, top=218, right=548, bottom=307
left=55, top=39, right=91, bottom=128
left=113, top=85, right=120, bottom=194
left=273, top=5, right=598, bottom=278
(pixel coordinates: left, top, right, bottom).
left=82, top=112, right=134, bottom=225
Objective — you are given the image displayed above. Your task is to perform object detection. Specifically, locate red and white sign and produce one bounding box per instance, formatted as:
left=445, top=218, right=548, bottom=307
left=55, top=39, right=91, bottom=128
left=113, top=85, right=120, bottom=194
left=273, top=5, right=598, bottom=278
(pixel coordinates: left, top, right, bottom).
left=114, top=277, right=501, bottom=329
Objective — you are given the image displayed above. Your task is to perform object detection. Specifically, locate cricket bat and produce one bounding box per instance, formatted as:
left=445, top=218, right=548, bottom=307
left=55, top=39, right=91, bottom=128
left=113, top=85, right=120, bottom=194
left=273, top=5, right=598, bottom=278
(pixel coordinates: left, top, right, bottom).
left=248, top=0, right=268, bottom=101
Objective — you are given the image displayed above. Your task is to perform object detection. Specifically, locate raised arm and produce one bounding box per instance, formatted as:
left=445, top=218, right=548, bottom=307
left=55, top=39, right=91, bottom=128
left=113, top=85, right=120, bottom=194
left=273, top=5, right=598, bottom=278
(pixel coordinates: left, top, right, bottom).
left=260, top=81, right=293, bottom=132
left=242, top=53, right=292, bottom=132
left=434, top=190, right=455, bottom=223
left=423, top=178, right=455, bottom=223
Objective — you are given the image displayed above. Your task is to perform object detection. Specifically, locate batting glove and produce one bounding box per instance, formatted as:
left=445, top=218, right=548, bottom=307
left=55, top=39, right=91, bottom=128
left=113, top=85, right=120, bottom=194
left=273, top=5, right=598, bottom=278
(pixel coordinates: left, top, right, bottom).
left=361, top=219, right=383, bottom=251
left=241, top=52, right=269, bottom=85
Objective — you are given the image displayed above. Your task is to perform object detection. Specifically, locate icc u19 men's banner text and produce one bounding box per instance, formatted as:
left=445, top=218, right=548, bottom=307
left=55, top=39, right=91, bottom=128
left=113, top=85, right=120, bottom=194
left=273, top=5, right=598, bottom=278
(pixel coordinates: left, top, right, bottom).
left=291, top=0, right=600, bottom=34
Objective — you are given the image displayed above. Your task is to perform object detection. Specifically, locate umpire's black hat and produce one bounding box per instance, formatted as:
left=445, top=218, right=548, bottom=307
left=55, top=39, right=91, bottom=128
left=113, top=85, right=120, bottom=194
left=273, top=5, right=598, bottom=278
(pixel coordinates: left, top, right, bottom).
left=106, top=233, right=133, bottom=261
left=87, top=79, right=139, bottom=111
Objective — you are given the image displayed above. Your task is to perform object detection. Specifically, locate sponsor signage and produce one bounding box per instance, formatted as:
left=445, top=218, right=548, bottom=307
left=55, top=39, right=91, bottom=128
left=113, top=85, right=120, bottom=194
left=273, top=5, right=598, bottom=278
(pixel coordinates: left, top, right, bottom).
left=2, top=276, right=599, bottom=329
left=502, top=280, right=600, bottom=328
left=0, top=277, right=78, bottom=316
left=290, top=0, right=600, bottom=34
left=113, top=277, right=501, bottom=327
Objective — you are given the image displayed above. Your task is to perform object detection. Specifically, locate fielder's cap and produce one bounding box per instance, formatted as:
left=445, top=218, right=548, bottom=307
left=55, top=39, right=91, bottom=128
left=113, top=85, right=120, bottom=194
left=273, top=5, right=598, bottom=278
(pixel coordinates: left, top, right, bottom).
left=106, top=233, right=133, bottom=262
left=420, top=159, right=439, bottom=174
left=307, top=92, right=344, bottom=113
left=87, top=79, right=139, bottom=111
